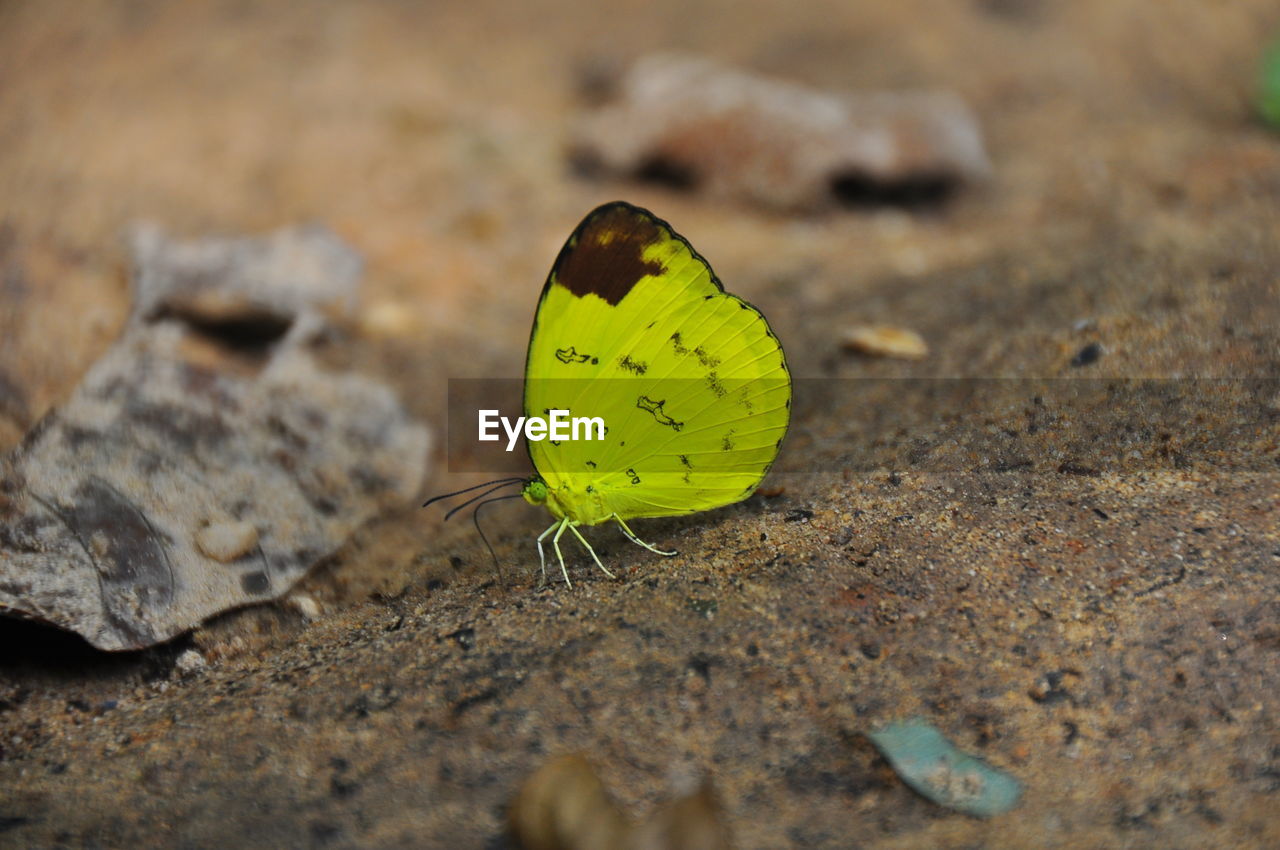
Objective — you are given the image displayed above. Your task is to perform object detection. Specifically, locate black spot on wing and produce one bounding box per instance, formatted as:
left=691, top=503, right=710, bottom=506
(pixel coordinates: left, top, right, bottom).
left=551, top=204, right=666, bottom=306
left=618, top=354, right=648, bottom=375
left=705, top=371, right=726, bottom=398
left=693, top=346, right=721, bottom=368
left=555, top=346, right=596, bottom=365
left=637, top=395, right=683, bottom=431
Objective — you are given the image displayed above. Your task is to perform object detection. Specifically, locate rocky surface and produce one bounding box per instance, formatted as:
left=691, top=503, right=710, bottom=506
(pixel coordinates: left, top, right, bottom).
left=1, top=1, right=1278, bottom=847
left=0, top=225, right=428, bottom=650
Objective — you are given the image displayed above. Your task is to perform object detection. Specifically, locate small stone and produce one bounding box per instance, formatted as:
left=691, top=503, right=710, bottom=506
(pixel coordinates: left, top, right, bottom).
left=174, top=649, right=207, bottom=678
left=288, top=593, right=323, bottom=621
left=195, top=521, right=259, bottom=562
left=1070, top=342, right=1103, bottom=367
left=841, top=326, right=929, bottom=360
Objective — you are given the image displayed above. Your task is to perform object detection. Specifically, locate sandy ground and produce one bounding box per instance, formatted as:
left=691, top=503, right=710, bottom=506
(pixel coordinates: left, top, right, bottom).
left=2, top=1, right=1279, bottom=847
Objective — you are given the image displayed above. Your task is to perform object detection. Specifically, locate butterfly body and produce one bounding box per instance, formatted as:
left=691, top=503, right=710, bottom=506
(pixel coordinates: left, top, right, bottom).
left=520, top=477, right=603, bottom=524
left=519, top=202, right=791, bottom=584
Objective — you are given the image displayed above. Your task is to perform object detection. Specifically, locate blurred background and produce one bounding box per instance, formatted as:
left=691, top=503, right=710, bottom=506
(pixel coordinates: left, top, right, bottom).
left=2, top=0, right=1276, bottom=444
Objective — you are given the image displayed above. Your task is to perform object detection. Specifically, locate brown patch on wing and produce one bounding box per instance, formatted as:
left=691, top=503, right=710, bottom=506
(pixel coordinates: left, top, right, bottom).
left=552, top=204, right=666, bottom=305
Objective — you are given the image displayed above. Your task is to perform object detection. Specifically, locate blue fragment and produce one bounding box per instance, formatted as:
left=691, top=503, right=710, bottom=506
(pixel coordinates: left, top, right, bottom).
left=867, top=718, right=1023, bottom=817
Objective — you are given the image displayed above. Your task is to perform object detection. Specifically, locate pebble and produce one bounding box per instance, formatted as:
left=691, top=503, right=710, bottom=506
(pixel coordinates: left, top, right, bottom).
left=288, top=593, right=323, bottom=621
left=195, top=520, right=259, bottom=562
left=175, top=649, right=208, bottom=678
left=841, top=326, right=929, bottom=360
left=1070, top=342, right=1103, bottom=367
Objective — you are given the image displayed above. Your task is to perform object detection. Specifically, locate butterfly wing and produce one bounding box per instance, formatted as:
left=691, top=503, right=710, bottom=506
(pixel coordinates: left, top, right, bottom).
left=524, top=202, right=790, bottom=525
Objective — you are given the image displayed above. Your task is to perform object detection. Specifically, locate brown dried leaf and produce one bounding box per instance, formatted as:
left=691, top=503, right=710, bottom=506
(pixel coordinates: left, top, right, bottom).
left=509, top=754, right=732, bottom=850
left=508, top=754, right=630, bottom=850
left=628, top=783, right=732, bottom=850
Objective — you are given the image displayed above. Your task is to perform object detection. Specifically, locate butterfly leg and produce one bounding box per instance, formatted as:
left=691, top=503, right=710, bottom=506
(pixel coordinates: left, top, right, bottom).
left=568, top=522, right=617, bottom=580
left=550, top=517, right=573, bottom=588
left=612, top=514, right=677, bottom=557
left=535, top=520, right=560, bottom=585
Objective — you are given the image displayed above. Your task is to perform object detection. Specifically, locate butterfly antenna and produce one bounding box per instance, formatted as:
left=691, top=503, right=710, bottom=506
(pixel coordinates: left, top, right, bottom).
left=422, top=477, right=524, bottom=510
left=473, top=493, right=526, bottom=583
left=442, top=479, right=524, bottom=522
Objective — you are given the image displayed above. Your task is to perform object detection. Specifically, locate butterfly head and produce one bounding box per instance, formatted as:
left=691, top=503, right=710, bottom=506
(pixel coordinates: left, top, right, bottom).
left=521, top=477, right=548, bottom=506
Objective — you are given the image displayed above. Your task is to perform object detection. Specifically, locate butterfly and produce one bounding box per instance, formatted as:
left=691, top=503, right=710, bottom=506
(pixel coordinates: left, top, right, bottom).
left=428, top=202, right=791, bottom=586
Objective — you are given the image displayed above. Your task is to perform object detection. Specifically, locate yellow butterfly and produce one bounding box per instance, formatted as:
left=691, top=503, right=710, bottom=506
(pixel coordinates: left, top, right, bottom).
left=430, top=202, right=790, bottom=585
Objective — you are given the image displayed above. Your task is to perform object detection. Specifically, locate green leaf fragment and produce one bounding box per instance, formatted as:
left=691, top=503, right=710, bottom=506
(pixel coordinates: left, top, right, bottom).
left=1259, top=37, right=1280, bottom=129
left=867, top=718, right=1023, bottom=817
